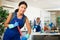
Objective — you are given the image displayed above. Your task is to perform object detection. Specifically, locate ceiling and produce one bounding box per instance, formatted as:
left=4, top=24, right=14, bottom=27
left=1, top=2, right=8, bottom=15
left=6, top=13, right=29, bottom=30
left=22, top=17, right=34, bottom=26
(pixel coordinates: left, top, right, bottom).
left=20, top=0, right=60, bottom=9
left=2, top=0, right=60, bottom=10
left=5, top=0, right=19, bottom=2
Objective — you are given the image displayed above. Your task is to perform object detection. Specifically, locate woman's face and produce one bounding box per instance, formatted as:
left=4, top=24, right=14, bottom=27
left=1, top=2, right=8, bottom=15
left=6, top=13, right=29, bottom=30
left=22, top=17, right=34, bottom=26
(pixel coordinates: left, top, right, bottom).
left=18, top=4, right=27, bottom=15
left=36, top=18, right=40, bottom=23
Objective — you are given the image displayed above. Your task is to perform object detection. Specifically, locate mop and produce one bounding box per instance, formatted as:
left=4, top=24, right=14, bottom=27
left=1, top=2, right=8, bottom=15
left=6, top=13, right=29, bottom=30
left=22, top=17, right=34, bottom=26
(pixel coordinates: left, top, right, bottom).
left=17, top=25, right=27, bottom=40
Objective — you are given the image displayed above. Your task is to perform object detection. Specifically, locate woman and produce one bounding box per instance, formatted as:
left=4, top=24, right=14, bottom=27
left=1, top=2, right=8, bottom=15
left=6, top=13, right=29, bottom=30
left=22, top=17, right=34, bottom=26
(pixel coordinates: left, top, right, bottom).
left=34, top=17, right=41, bottom=32
left=3, top=1, right=31, bottom=40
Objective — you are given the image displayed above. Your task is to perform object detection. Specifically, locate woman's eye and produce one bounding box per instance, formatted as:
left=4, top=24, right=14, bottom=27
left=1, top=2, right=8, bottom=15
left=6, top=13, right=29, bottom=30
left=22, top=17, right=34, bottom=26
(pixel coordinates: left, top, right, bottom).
left=21, top=6, right=26, bottom=9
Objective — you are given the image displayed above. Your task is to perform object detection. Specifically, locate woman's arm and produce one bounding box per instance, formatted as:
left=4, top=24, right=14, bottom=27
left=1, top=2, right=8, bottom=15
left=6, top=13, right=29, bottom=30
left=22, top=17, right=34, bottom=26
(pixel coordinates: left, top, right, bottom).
left=4, top=13, right=12, bottom=28
left=25, top=17, right=31, bottom=34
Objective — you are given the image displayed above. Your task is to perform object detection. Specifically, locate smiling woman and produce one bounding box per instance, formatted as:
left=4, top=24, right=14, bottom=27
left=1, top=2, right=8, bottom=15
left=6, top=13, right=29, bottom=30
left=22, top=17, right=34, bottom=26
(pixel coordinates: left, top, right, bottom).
left=3, top=1, right=31, bottom=40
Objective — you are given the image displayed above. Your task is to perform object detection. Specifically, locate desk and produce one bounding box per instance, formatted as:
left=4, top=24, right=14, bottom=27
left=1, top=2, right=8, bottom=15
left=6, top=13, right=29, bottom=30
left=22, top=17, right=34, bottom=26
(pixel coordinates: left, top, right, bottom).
left=29, top=32, right=60, bottom=40
left=31, top=32, right=60, bottom=35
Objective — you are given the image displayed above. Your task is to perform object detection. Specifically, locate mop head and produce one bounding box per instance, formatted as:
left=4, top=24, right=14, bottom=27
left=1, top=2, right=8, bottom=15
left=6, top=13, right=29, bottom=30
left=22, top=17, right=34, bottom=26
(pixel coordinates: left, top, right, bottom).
left=21, top=36, right=27, bottom=40
left=21, top=34, right=30, bottom=40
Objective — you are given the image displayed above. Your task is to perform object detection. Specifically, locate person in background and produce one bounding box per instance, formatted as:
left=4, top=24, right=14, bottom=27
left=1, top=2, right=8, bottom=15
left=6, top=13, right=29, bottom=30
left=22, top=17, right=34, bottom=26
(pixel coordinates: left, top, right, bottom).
left=34, top=17, right=41, bottom=32
left=3, top=1, right=31, bottom=40
left=44, top=22, right=49, bottom=32
left=49, top=22, right=54, bottom=28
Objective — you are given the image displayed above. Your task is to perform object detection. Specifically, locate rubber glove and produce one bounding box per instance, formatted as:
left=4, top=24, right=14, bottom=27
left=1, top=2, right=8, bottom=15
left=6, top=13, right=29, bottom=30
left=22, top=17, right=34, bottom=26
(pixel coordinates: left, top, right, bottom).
left=34, top=26, right=37, bottom=28
left=8, top=22, right=19, bottom=29
left=21, top=34, right=30, bottom=40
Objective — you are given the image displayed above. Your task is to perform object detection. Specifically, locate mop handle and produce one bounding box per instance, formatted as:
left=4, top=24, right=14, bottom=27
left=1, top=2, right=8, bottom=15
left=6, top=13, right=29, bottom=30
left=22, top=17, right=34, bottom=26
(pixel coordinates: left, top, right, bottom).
left=15, top=21, right=22, bottom=36
left=17, top=26, right=22, bottom=36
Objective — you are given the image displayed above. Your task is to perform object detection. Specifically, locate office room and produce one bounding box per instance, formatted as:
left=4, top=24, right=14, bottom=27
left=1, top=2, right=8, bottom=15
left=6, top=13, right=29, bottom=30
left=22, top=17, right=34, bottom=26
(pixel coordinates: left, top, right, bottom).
left=0, top=0, right=60, bottom=40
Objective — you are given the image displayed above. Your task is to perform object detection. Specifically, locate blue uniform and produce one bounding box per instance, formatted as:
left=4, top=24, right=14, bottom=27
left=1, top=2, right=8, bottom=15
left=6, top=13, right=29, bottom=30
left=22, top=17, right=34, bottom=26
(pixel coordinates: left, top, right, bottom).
left=3, top=12, right=26, bottom=40
left=34, top=20, right=41, bottom=32
left=49, top=22, right=54, bottom=28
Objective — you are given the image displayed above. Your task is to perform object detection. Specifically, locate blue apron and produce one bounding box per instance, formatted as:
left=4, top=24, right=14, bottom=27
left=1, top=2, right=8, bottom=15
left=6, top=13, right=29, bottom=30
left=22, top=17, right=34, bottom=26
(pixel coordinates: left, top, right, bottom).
left=3, top=12, right=26, bottom=40
left=34, top=21, right=41, bottom=32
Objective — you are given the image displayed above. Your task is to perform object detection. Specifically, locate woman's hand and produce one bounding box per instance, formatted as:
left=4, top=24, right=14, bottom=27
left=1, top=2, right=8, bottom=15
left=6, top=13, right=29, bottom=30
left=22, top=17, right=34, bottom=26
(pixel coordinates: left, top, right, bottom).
left=8, top=22, right=19, bottom=29
left=21, top=34, right=30, bottom=40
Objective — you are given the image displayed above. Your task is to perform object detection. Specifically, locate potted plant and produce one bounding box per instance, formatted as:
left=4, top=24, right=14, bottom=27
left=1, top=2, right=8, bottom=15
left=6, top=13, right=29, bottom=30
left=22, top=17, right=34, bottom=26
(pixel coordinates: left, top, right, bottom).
left=0, top=6, right=8, bottom=39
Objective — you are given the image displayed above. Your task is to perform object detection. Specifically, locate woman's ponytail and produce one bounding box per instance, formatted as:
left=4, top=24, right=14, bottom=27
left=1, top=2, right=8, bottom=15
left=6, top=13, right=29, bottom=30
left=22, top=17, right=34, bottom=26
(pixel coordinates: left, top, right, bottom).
left=15, top=9, right=19, bottom=12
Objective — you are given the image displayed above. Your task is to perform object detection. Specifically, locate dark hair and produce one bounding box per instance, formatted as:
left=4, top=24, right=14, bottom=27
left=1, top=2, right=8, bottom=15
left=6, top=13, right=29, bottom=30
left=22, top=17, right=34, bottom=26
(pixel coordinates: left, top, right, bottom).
left=36, top=17, right=40, bottom=20
left=18, top=1, right=27, bottom=8
left=15, top=9, right=19, bottom=12
left=15, top=1, right=27, bottom=12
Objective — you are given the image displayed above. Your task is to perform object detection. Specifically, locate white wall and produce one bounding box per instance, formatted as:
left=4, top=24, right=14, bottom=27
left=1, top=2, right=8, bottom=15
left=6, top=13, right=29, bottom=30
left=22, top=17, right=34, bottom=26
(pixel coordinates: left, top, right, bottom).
left=40, top=10, right=51, bottom=28
left=2, top=0, right=18, bottom=13
left=24, top=6, right=40, bottom=21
